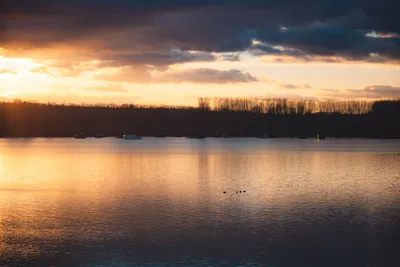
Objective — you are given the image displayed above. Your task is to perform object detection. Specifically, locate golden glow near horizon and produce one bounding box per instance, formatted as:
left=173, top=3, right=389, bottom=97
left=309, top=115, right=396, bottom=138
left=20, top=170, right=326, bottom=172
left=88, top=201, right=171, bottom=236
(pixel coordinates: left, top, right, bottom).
left=1, top=0, right=400, bottom=106
left=1, top=52, right=400, bottom=106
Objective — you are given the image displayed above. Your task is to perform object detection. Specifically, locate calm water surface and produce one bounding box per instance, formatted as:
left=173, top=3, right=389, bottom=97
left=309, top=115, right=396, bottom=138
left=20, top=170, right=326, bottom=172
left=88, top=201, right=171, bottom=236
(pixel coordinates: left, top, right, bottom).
left=1, top=138, right=400, bottom=267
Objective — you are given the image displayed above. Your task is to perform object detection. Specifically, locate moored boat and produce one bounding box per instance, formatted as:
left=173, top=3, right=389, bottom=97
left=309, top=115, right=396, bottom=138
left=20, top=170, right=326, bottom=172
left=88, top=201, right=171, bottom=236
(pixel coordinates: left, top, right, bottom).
left=298, top=133, right=307, bottom=139
left=123, top=134, right=142, bottom=140
left=154, top=133, right=166, bottom=138
left=74, top=133, right=87, bottom=139
left=258, top=133, right=277, bottom=138
left=186, top=135, right=206, bottom=139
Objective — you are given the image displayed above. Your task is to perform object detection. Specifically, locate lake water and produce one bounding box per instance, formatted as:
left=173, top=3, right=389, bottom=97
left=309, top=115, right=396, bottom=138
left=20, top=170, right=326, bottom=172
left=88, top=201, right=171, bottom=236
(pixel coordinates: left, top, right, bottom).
left=1, top=138, right=399, bottom=267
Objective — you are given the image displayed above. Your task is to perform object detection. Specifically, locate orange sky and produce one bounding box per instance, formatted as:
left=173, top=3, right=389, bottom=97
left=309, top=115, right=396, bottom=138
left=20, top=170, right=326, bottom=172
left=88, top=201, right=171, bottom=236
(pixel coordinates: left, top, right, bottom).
left=1, top=1, right=400, bottom=105
left=1, top=51, right=399, bottom=106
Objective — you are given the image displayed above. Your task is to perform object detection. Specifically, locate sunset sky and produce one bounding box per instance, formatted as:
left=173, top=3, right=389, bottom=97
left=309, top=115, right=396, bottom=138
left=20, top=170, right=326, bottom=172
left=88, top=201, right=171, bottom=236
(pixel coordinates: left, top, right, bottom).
left=1, top=0, right=400, bottom=105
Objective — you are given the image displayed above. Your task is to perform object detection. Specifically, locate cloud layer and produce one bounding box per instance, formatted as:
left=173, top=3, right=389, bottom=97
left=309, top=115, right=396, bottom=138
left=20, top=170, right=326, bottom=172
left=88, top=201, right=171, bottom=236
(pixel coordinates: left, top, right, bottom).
left=0, top=68, right=17, bottom=74
left=2, top=0, right=400, bottom=64
left=280, top=84, right=313, bottom=90
left=322, top=85, right=400, bottom=99
left=83, top=84, right=128, bottom=93
left=95, top=67, right=257, bottom=84
left=1, top=0, right=399, bottom=89
left=159, top=68, right=258, bottom=84
left=351, top=85, right=400, bottom=98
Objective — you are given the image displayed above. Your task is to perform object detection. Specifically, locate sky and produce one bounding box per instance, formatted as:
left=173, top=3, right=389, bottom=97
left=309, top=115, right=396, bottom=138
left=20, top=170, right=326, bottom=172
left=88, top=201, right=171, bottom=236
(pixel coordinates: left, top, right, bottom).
left=1, top=0, right=400, bottom=105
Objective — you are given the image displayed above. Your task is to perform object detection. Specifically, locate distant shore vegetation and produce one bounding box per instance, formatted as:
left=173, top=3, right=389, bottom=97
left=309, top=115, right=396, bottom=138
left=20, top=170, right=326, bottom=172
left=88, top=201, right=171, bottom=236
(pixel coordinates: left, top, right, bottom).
left=1, top=98, right=399, bottom=138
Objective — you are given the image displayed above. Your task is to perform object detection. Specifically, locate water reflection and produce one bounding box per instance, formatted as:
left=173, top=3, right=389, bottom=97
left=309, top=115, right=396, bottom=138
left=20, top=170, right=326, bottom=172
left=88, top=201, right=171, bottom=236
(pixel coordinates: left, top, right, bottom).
left=0, top=138, right=399, bottom=266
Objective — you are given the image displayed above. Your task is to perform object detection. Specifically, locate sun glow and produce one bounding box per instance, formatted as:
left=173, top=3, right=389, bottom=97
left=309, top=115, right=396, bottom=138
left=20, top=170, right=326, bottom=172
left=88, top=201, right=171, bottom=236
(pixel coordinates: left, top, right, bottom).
left=1, top=92, right=19, bottom=98
left=0, top=57, right=41, bottom=72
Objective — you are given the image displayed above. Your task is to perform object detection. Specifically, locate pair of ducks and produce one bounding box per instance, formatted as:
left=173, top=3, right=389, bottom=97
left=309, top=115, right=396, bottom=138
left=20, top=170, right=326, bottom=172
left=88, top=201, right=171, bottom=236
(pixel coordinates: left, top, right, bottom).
left=223, top=190, right=246, bottom=194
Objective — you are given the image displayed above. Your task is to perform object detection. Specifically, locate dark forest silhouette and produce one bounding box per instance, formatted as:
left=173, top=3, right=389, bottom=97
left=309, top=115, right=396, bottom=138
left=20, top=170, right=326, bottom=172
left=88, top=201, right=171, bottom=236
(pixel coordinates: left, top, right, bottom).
left=0, top=98, right=399, bottom=138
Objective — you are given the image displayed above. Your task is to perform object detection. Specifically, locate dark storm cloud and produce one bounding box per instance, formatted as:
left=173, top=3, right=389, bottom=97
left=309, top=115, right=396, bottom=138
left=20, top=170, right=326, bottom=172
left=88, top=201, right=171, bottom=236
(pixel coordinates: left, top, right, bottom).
left=97, top=50, right=215, bottom=69
left=1, top=0, right=400, bottom=67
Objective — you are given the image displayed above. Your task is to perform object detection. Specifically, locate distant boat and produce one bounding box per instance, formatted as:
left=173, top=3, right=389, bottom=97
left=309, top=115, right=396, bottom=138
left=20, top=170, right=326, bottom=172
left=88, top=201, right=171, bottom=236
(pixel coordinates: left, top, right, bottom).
left=186, top=135, right=206, bottom=139
left=116, top=132, right=127, bottom=139
left=213, top=132, right=228, bottom=138
left=317, top=134, right=326, bottom=140
left=94, top=134, right=106, bottom=138
left=154, top=133, right=166, bottom=138
left=123, top=134, right=142, bottom=140
left=298, top=133, right=307, bottom=139
left=258, top=133, right=277, bottom=138
left=74, top=133, right=87, bottom=139
left=214, top=132, right=223, bottom=138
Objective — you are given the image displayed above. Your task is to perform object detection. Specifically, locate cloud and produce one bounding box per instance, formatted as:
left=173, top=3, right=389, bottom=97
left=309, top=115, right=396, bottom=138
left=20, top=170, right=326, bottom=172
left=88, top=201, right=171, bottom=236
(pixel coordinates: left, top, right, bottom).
left=0, top=68, right=17, bottom=75
left=321, top=85, right=400, bottom=99
left=321, top=88, right=340, bottom=93
left=30, top=66, right=52, bottom=75
left=279, top=83, right=313, bottom=89
left=216, top=53, right=241, bottom=61
left=158, top=68, right=258, bottom=84
left=95, top=67, right=257, bottom=84
left=1, top=0, right=400, bottom=68
left=51, top=85, right=70, bottom=91
left=97, top=50, right=216, bottom=69
left=30, top=63, right=85, bottom=77
left=94, top=66, right=154, bottom=84
left=82, top=84, right=128, bottom=93
left=353, top=85, right=400, bottom=98
left=280, top=84, right=298, bottom=89
left=267, top=55, right=345, bottom=64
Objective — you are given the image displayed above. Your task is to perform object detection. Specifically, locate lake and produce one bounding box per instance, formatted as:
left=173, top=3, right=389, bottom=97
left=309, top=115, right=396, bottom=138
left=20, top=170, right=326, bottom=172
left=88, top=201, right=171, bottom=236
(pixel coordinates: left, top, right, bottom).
left=1, top=138, right=399, bottom=267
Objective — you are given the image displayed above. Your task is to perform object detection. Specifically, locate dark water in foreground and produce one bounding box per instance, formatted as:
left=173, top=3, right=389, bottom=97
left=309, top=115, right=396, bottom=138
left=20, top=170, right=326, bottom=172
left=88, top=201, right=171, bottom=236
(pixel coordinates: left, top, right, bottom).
left=1, top=138, right=399, bottom=267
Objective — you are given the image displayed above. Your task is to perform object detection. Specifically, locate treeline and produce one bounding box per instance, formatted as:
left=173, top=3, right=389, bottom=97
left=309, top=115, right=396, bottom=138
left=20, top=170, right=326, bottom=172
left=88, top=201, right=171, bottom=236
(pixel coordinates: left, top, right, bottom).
left=0, top=98, right=399, bottom=138
left=198, top=98, right=372, bottom=114
left=8, top=99, right=196, bottom=110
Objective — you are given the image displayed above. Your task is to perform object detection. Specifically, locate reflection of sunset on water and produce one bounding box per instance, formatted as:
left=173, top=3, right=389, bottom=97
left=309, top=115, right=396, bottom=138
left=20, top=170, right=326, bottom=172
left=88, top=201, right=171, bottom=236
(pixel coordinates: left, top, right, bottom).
left=1, top=138, right=399, bottom=263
